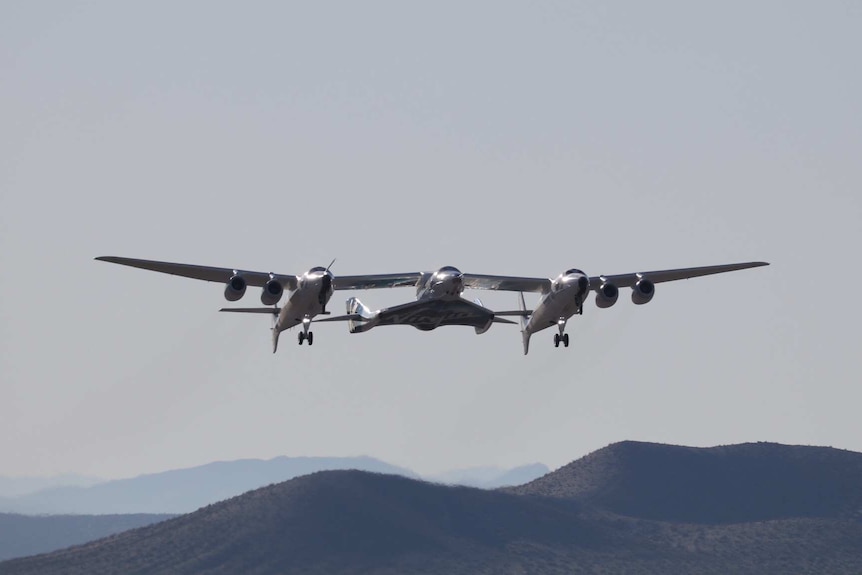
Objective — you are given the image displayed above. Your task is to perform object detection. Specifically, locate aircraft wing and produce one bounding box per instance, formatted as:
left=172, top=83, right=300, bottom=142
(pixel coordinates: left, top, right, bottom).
left=96, top=256, right=299, bottom=290
left=462, top=274, right=551, bottom=294
left=333, top=273, right=422, bottom=290
left=589, top=261, right=770, bottom=290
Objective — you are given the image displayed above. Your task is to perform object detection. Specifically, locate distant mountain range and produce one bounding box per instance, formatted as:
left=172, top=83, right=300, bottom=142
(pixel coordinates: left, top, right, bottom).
left=0, top=475, right=102, bottom=498
left=0, top=456, right=417, bottom=515
left=0, top=457, right=547, bottom=516
left=3, top=441, right=862, bottom=574
left=426, top=463, right=549, bottom=488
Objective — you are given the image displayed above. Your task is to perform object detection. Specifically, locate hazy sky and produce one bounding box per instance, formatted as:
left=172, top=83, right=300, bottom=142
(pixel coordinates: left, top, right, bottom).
left=2, top=1, right=860, bottom=480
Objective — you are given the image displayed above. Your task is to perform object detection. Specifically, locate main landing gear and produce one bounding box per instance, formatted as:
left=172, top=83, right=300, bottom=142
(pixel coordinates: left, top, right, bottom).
left=554, top=333, right=569, bottom=348
left=298, top=331, right=314, bottom=345
left=298, top=316, right=313, bottom=345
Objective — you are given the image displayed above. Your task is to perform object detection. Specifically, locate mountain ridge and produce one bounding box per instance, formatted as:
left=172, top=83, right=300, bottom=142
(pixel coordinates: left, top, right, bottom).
left=4, top=441, right=862, bottom=574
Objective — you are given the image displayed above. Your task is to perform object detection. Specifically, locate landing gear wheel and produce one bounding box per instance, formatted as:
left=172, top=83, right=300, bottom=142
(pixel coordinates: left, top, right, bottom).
left=554, top=334, right=560, bottom=348
left=298, top=332, right=305, bottom=345
left=307, top=332, right=314, bottom=346
left=563, top=333, right=570, bottom=347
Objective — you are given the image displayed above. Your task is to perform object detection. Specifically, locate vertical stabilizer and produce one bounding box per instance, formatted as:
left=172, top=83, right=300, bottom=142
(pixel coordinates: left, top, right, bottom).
left=346, top=297, right=376, bottom=334
left=518, top=292, right=531, bottom=355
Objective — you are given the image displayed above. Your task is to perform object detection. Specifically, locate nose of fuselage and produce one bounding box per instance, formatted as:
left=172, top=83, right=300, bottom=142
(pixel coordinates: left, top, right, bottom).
left=434, top=268, right=464, bottom=295
left=559, top=272, right=589, bottom=297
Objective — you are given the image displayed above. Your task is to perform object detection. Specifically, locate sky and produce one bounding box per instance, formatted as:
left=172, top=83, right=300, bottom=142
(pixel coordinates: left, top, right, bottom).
left=1, top=1, right=860, bottom=480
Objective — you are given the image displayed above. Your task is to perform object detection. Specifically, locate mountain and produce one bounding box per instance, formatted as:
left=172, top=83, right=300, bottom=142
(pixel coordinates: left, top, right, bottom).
left=0, top=475, right=103, bottom=498
left=0, top=456, right=417, bottom=515
left=0, top=513, right=173, bottom=561
left=508, top=440, right=862, bottom=523
left=428, top=463, right=549, bottom=488
left=3, top=441, right=862, bottom=574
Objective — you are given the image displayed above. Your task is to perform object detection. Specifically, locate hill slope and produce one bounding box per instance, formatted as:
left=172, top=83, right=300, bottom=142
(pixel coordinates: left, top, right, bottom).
left=0, top=513, right=173, bottom=561
left=509, top=441, right=862, bottom=523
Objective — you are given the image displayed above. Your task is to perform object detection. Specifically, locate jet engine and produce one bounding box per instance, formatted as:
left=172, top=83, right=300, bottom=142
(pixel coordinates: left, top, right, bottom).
left=224, top=275, right=247, bottom=301
left=595, top=283, right=619, bottom=308
left=261, top=279, right=284, bottom=305
left=631, top=279, right=655, bottom=305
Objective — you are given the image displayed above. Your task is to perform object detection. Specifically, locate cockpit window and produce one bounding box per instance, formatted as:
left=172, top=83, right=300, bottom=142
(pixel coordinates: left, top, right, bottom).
left=439, top=265, right=461, bottom=274
left=565, top=268, right=584, bottom=276
left=308, top=266, right=327, bottom=273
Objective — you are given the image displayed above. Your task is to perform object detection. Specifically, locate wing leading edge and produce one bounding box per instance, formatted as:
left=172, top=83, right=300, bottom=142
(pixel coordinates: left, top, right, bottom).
left=588, top=261, right=769, bottom=290
left=462, top=273, right=551, bottom=293
left=333, top=273, right=422, bottom=290
left=95, top=256, right=299, bottom=290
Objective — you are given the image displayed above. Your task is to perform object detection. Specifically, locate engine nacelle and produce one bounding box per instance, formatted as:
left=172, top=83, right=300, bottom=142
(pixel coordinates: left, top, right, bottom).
left=224, top=275, right=247, bottom=301
left=631, top=279, right=655, bottom=305
left=595, top=283, right=619, bottom=308
left=261, top=279, right=284, bottom=305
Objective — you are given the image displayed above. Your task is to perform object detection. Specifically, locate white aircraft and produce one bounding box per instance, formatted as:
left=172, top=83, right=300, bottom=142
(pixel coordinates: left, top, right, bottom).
left=339, top=266, right=523, bottom=334
left=95, top=256, right=419, bottom=352
left=458, top=261, right=770, bottom=354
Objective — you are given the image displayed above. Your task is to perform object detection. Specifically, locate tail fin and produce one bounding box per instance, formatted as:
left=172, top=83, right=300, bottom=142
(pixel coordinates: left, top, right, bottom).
left=345, top=297, right=375, bottom=333
left=518, top=292, right=531, bottom=355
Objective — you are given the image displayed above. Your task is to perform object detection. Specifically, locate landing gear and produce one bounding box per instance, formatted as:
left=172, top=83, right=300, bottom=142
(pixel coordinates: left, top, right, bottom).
left=297, top=331, right=314, bottom=345
left=298, top=316, right=313, bottom=345
left=553, top=318, right=570, bottom=349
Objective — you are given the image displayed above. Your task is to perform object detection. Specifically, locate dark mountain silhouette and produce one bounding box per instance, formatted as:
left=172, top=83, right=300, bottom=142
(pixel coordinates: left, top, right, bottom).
left=0, top=456, right=417, bottom=515
left=0, top=513, right=173, bottom=561
left=509, top=440, right=862, bottom=523
left=3, top=441, right=862, bottom=574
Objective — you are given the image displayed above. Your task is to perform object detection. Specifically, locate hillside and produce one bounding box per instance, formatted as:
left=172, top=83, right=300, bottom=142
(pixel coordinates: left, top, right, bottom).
left=508, top=441, right=862, bottom=523
left=0, top=513, right=173, bottom=561
left=3, top=441, right=862, bottom=574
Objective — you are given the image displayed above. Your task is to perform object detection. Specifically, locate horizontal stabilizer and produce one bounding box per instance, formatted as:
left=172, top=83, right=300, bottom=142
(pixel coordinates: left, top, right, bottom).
left=219, top=307, right=279, bottom=315
left=311, top=314, right=364, bottom=323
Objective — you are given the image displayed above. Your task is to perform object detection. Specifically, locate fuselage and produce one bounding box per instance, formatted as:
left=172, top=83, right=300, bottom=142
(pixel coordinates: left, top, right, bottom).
left=416, top=266, right=465, bottom=300
left=275, top=267, right=334, bottom=333
left=525, top=269, right=590, bottom=335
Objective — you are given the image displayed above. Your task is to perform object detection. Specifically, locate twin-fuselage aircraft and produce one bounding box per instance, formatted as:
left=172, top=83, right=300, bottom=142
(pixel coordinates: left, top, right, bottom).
left=96, top=256, right=768, bottom=355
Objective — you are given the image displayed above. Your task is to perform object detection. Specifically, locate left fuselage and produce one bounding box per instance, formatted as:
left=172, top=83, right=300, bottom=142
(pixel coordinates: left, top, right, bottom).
left=525, top=269, right=590, bottom=335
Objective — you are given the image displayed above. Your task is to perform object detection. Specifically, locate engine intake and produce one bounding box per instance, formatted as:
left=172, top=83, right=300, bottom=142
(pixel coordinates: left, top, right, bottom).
left=631, top=279, right=655, bottom=305
left=261, top=279, right=284, bottom=305
left=595, top=283, right=619, bottom=308
left=224, top=275, right=247, bottom=301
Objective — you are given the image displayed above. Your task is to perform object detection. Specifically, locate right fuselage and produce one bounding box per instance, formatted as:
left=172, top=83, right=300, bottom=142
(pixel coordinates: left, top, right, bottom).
left=525, top=269, right=590, bottom=335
